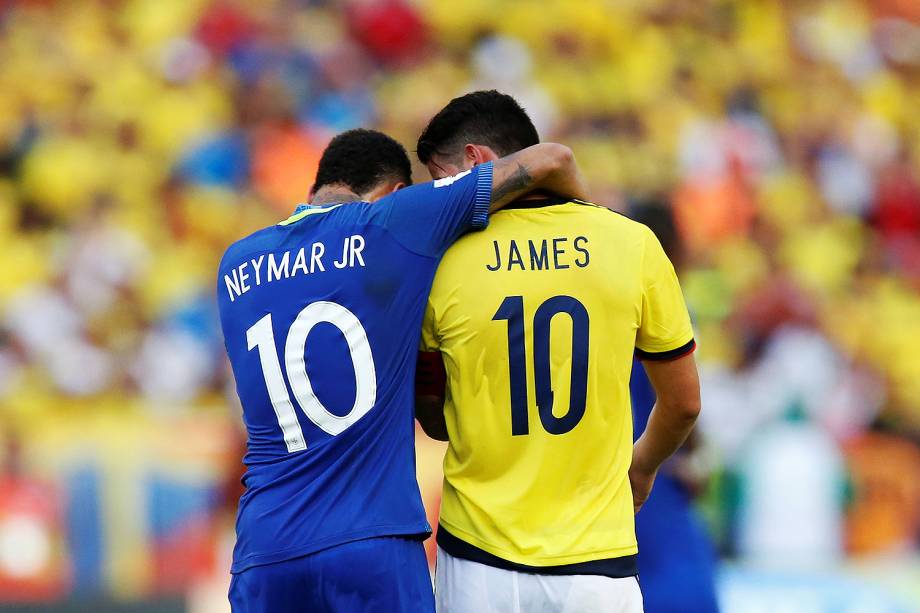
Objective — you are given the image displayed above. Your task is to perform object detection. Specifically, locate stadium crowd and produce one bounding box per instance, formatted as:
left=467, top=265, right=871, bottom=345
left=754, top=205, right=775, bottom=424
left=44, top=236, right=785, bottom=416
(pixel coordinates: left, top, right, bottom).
left=1, top=0, right=919, bottom=604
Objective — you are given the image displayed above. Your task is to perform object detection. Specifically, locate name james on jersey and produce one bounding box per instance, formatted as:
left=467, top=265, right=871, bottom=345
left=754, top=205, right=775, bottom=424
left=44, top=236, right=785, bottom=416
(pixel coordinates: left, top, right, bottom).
left=486, top=236, right=590, bottom=272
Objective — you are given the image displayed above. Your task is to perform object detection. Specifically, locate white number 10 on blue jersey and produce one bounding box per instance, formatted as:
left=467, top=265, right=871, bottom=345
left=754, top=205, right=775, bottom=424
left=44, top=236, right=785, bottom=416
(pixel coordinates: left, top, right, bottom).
left=246, top=301, right=378, bottom=452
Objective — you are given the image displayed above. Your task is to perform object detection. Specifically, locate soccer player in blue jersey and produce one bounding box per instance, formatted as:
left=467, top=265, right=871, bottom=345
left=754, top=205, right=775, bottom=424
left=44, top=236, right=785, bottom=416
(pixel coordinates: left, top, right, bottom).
left=217, top=128, right=589, bottom=613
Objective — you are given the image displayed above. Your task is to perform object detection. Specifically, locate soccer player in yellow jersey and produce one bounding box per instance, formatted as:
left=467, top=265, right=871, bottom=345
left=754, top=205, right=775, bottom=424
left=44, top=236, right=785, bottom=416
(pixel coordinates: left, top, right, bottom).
left=414, top=91, right=702, bottom=612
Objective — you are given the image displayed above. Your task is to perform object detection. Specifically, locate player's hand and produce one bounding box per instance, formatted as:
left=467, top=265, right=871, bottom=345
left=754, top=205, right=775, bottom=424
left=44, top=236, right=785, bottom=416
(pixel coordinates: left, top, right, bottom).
left=628, top=457, right=658, bottom=514
left=629, top=438, right=659, bottom=513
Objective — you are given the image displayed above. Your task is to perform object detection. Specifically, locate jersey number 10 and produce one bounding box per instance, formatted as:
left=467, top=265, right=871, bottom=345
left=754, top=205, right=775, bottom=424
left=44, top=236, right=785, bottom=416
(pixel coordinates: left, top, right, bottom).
left=247, top=301, right=377, bottom=453
left=493, top=295, right=589, bottom=436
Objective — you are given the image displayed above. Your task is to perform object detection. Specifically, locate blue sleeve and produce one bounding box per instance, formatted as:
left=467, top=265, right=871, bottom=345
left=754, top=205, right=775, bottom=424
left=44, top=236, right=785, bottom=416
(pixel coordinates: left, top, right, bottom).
left=630, top=359, right=656, bottom=440
left=382, top=162, right=493, bottom=257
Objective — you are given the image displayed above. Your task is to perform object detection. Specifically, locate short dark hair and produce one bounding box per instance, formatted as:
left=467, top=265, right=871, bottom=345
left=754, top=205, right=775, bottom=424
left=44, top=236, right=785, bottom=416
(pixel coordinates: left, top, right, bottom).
left=313, top=129, right=412, bottom=195
left=416, top=90, right=539, bottom=164
left=629, top=199, right=683, bottom=265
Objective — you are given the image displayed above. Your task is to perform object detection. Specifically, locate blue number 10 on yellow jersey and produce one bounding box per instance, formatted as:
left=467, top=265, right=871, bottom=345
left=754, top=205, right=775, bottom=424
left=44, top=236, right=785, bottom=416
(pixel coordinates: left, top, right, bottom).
left=494, top=294, right=589, bottom=436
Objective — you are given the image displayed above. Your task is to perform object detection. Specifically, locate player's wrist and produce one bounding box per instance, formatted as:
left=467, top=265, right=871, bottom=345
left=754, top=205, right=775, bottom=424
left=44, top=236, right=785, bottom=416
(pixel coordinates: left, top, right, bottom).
left=630, top=441, right=660, bottom=477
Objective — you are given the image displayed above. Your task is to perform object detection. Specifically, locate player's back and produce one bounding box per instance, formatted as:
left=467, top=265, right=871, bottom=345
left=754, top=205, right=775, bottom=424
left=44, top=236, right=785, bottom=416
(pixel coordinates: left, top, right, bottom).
left=217, top=161, right=493, bottom=575
left=422, top=197, right=694, bottom=571
left=218, top=203, right=432, bottom=572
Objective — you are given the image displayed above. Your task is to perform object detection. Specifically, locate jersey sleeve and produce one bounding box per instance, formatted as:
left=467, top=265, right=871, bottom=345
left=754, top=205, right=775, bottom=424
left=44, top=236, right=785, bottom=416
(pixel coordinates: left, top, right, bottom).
left=635, top=227, right=696, bottom=360
left=420, top=296, right=440, bottom=351
left=383, top=162, right=493, bottom=258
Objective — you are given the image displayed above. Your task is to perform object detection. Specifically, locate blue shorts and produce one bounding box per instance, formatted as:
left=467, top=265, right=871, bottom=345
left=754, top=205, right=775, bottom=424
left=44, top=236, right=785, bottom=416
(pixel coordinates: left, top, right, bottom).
left=636, top=476, right=719, bottom=613
left=229, top=536, right=435, bottom=613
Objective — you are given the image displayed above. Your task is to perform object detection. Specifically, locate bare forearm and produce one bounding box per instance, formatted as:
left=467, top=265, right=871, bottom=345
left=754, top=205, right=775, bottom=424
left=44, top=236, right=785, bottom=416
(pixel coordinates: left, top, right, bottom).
left=634, top=353, right=701, bottom=477
left=633, top=401, right=699, bottom=475
left=536, top=154, right=590, bottom=205
left=489, top=143, right=590, bottom=211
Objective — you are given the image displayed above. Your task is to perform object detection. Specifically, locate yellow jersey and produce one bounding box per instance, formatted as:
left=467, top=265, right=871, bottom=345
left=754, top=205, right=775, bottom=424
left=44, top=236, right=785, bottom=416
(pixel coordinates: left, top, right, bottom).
left=421, top=198, right=694, bottom=571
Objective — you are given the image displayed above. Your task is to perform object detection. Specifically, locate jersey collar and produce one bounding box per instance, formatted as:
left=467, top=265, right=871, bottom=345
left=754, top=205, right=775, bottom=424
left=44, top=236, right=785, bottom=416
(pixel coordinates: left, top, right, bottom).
left=503, top=196, right=577, bottom=210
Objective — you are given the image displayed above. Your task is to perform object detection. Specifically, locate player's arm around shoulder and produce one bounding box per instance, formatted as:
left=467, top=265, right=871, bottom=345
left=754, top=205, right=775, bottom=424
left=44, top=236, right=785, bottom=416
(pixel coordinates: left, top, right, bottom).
left=489, top=143, right=590, bottom=212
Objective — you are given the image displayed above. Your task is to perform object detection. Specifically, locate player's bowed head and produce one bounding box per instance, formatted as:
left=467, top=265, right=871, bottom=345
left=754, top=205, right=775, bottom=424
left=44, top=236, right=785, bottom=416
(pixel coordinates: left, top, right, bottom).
left=309, top=129, right=413, bottom=206
left=416, top=89, right=541, bottom=181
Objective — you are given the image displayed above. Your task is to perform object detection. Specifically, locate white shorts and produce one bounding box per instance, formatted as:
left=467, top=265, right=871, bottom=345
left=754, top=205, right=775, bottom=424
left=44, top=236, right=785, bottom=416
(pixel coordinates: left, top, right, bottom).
left=435, top=547, right=644, bottom=613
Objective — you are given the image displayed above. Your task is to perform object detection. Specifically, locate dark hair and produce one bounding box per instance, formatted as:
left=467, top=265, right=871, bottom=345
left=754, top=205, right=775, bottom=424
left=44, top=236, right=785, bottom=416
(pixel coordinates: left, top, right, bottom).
left=629, top=199, right=683, bottom=265
left=416, top=90, right=539, bottom=164
left=313, top=129, right=412, bottom=195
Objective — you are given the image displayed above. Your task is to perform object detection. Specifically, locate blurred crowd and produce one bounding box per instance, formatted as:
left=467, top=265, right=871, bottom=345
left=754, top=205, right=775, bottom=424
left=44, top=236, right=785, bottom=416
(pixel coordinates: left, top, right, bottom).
left=1, top=0, right=920, bottom=603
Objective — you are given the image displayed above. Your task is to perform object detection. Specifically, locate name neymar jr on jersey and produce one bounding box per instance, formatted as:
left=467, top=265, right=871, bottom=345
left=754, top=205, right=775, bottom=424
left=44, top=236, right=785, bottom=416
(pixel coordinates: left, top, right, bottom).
left=486, top=236, right=590, bottom=272
left=223, top=235, right=367, bottom=303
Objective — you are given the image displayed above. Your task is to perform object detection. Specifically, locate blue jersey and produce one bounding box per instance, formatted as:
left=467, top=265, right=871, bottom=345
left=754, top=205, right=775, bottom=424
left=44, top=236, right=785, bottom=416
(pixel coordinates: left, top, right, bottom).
left=218, top=163, right=493, bottom=573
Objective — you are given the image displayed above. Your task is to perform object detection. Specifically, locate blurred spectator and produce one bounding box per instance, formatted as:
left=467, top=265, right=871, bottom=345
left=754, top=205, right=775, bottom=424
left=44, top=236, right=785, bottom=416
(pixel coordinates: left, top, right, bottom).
left=844, top=431, right=920, bottom=555
left=735, top=403, right=847, bottom=565
left=0, top=434, right=68, bottom=601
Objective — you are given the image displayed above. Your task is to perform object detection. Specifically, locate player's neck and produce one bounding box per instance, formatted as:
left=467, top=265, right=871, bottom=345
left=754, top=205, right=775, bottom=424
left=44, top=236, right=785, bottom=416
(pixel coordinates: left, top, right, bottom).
left=515, top=189, right=558, bottom=202
left=310, top=185, right=362, bottom=206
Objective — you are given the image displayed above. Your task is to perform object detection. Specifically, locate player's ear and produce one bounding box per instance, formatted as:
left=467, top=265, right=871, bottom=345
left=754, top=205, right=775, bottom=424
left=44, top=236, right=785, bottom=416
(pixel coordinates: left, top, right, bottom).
left=363, top=180, right=406, bottom=202
left=464, top=143, right=485, bottom=166
left=464, top=144, right=499, bottom=166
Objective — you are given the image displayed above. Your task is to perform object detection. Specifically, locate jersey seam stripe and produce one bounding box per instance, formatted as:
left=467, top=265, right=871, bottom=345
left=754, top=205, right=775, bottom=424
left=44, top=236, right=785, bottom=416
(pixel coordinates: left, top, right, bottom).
left=278, top=202, right=349, bottom=226
left=437, top=526, right=639, bottom=578
left=436, top=519, right=638, bottom=566
left=635, top=338, right=696, bottom=361
left=500, top=198, right=615, bottom=212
